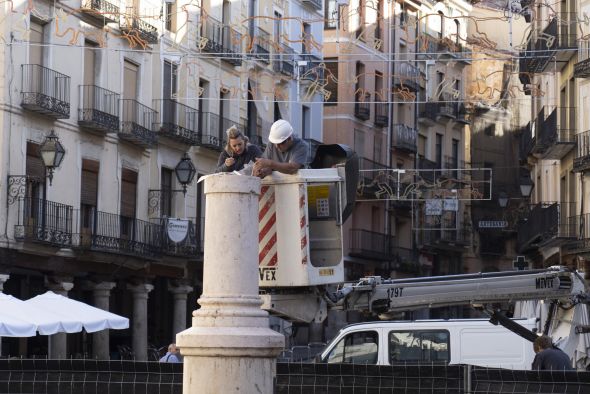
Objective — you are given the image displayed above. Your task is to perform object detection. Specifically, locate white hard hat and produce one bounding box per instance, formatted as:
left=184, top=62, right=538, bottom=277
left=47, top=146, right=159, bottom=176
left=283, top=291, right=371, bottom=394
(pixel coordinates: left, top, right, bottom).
left=269, top=119, right=293, bottom=144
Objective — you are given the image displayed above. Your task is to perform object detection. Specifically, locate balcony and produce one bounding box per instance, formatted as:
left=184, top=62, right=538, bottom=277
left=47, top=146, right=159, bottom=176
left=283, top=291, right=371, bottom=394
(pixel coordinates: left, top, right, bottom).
left=119, top=14, right=158, bottom=44
left=517, top=202, right=577, bottom=253
left=357, top=157, right=390, bottom=199
left=301, top=0, right=322, bottom=10
left=575, top=45, right=590, bottom=78
left=455, top=104, right=470, bottom=124
left=78, top=85, right=120, bottom=133
left=519, top=122, right=534, bottom=163
left=153, top=99, right=200, bottom=145
left=120, top=99, right=158, bottom=148
left=418, top=102, right=439, bottom=123
left=156, top=218, right=200, bottom=258
left=391, top=124, right=417, bottom=153
left=438, top=94, right=456, bottom=119
left=21, top=64, right=70, bottom=119
left=349, top=229, right=394, bottom=261
left=14, top=197, right=73, bottom=247
left=80, top=0, right=119, bottom=24
left=74, top=209, right=162, bottom=259
left=534, top=107, right=576, bottom=160
left=221, top=25, right=242, bottom=66
left=374, top=99, right=388, bottom=127
left=198, top=112, right=232, bottom=151
left=563, top=213, right=590, bottom=254
left=393, top=62, right=420, bottom=92
left=417, top=221, right=470, bottom=250
left=251, top=27, right=271, bottom=63
left=417, top=34, right=438, bottom=60
left=574, top=130, right=590, bottom=172
left=299, top=54, right=324, bottom=82
left=354, top=92, right=370, bottom=121
left=273, top=43, right=295, bottom=77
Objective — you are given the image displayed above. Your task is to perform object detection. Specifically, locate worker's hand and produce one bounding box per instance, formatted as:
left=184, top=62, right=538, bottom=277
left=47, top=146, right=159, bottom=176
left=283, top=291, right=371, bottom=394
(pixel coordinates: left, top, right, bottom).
left=254, top=167, right=272, bottom=178
left=225, top=157, right=235, bottom=167
left=253, top=158, right=272, bottom=171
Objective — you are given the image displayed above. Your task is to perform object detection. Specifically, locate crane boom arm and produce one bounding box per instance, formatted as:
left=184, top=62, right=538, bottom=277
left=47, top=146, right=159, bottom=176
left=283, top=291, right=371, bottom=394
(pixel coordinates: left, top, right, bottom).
left=331, top=267, right=584, bottom=315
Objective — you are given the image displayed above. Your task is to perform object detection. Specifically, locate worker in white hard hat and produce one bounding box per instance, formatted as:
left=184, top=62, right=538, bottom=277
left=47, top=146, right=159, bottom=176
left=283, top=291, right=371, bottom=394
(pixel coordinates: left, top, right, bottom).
left=253, top=119, right=310, bottom=178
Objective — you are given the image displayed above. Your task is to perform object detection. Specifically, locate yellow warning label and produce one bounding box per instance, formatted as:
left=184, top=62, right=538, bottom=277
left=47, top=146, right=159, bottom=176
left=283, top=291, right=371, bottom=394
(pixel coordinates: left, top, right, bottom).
left=319, top=268, right=335, bottom=276
left=307, top=185, right=330, bottom=207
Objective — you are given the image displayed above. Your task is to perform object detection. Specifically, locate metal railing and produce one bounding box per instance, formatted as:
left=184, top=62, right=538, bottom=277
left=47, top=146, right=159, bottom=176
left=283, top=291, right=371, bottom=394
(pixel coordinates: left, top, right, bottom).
left=120, top=99, right=158, bottom=147
left=119, top=11, right=158, bottom=44
left=354, top=92, right=370, bottom=120
left=252, top=27, right=270, bottom=63
left=21, top=64, right=70, bottom=119
left=221, top=25, right=242, bottom=65
left=517, top=202, right=577, bottom=252
left=393, top=62, right=420, bottom=92
left=200, top=16, right=222, bottom=53
left=574, top=129, right=590, bottom=172
left=349, top=229, right=394, bottom=261
left=153, top=99, right=200, bottom=145
left=81, top=0, right=119, bottom=22
left=198, top=112, right=224, bottom=150
left=157, top=218, right=199, bottom=257
left=78, top=85, right=120, bottom=132
left=301, top=0, right=322, bottom=10
left=374, top=99, right=388, bottom=127
left=14, top=197, right=73, bottom=247
left=74, top=209, right=162, bottom=259
left=391, top=124, right=417, bottom=152
left=273, top=43, right=295, bottom=76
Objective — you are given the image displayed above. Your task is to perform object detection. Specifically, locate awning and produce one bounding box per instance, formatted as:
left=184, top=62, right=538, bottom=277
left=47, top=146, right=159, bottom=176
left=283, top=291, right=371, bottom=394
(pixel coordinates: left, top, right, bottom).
left=25, top=291, right=129, bottom=333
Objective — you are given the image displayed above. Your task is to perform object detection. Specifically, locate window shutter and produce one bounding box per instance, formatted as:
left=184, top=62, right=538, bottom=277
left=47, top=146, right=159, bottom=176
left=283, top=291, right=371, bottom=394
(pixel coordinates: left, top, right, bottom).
left=26, top=142, right=45, bottom=179
left=121, top=168, right=137, bottom=218
left=81, top=159, right=99, bottom=206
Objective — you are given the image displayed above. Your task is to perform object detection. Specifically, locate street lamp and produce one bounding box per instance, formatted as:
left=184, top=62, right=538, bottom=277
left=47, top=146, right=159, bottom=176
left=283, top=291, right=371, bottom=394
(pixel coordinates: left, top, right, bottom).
left=39, top=129, right=65, bottom=186
left=174, top=152, right=196, bottom=196
left=519, top=172, right=534, bottom=199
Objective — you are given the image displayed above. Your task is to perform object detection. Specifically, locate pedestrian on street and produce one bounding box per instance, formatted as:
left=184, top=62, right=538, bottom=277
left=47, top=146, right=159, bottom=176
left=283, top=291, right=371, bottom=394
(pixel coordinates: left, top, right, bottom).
left=531, top=335, right=573, bottom=370
left=159, top=343, right=181, bottom=363
left=215, top=125, right=262, bottom=173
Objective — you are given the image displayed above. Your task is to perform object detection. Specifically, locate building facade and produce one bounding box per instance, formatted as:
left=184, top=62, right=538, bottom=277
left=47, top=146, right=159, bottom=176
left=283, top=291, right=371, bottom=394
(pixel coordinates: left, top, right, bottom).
left=0, top=0, right=323, bottom=359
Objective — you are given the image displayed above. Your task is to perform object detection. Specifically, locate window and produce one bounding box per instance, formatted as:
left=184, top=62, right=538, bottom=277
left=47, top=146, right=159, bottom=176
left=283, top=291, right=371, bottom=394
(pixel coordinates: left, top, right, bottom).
left=165, top=0, right=177, bottom=32
left=375, top=0, right=384, bottom=43
left=302, top=23, right=311, bottom=54
left=374, top=133, right=383, bottom=164
left=84, top=41, right=97, bottom=86
left=120, top=168, right=137, bottom=237
left=29, top=20, right=45, bottom=65
left=123, top=59, right=139, bottom=100
left=249, top=0, right=257, bottom=39
left=324, top=58, right=338, bottom=104
left=435, top=134, right=443, bottom=168
left=325, top=0, right=338, bottom=29
left=389, top=330, right=450, bottom=363
left=274, top=11, right=282, bottom=43
left=163, top=61, right=178, bottom=126
left=418, top=134, right=426, bottom=158
left=325, top=331, right=378, bottom=364
left=81, top=159, right=99, bottom=229
left=302, top=106, right=311, bottom=139
left=161, top=167, right=173, bottom=217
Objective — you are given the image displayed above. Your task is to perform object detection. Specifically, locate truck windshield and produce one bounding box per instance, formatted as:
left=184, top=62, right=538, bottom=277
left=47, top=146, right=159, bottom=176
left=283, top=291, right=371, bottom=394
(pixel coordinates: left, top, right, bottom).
left=324, top=330, right=378, bottom=364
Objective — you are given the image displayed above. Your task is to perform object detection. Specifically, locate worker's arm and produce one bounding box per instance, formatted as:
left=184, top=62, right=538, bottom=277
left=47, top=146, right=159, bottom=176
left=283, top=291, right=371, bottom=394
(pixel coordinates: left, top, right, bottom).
left=254, top=158, right=302, bottom=175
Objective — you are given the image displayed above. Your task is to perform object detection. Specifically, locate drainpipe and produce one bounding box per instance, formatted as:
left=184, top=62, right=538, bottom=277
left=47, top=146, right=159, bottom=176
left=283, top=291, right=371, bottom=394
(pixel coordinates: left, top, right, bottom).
left=386, top=0, right=396, bottom=275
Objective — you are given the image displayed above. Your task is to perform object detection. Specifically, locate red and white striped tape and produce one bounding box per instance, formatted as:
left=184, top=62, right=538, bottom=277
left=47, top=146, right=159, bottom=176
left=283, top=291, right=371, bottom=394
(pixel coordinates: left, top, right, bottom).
left=299, top=184, right=308, bottom=265
left=259, top=185, right=278, bottom=267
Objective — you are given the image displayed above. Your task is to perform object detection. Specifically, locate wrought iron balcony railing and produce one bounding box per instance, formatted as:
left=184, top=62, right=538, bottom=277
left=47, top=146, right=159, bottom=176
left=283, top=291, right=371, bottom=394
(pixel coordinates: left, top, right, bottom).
left=417, top=34, right=438, bottom=59
left=455, top=104, right=470, bottom=124
left=391, top=124, right=417, bottom=153
left=349, top=229, right=395, bottom=261
left=438, top=94, right=457, bottom=119
left=301, top=0, right=322, bottom=10
left=153, top=99, right=200, bottom=145
left=221, top=25, right=242, bottom=66
left=562, top=213, right=590, bottom=254
left=374, top=99, right=388, bottom=127
left=21, top=64, right=70, bottom=119
left=273, top=43, right=295, bottom=77
left=574, top=129, right=590, bottom=172
left=14, top=197, right=73, bottom=247
left=354, top=92, right=370, bottom=121
left=517, top=202, right=577, bottom=253
left=198, top=112, right=235, bottom=151
left=120, top=99, right=158, bottom=147
left=575, top=42, right=590, bottom=78
left=119, top=13, right=158, bottom=44
left=534, top=106, right=576, bottom=160
left=251, top=27, right=271, bottom=63
left=81, top=0, right=119, bottom=24
left=199, top=16, right=222, bottom=53
left=393, top=62, right=420, bottom=92
left=78, top=85, right=120, bottom=133
left=74, top=209, right=162, bottom=259
left=418, top=102, right=439, bottom=122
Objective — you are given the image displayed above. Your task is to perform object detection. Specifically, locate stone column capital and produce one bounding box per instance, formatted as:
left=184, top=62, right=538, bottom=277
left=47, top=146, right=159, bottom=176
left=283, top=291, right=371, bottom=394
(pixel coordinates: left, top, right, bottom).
left=168, top=282, right=194, bottom=296
left=45, top=276, right=74, bottom=294
left=127, top=282, right=154, bottom=298
left=82, top=280, right=117, bottom=292
left=0, top=273, right=9, bottom=291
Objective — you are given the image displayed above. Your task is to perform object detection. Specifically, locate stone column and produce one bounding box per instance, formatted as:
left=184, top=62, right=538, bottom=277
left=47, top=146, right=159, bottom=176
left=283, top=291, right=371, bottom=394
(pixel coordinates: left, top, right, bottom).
left=83, top=281, right=116, bottom=359
left=127, top=282, right=153, bottom=361
left=168, top=282, right=193, bottom=337
left=0, top=274, right=9, bottom=291
left=177, top=174, right=284, bottom=394
left=46, top=278, right=74, bottom=359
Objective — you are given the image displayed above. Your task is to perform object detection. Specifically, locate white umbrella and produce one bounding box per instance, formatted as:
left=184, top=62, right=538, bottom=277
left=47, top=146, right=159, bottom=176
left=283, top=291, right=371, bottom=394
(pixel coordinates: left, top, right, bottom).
left=25, top=291, right=129, bottom=333
left=0, top=296, right=37, bottom=337
left=0, top=292, right=82, bottom=335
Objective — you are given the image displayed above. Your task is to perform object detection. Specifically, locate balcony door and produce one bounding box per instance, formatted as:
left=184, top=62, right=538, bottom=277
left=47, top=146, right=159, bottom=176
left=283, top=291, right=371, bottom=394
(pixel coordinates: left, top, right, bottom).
left=163, top=61, right=177, bottom=127
left=25, top=142, right=45, bottom=236
left=120, top=168, right=137, bottom=239
left=80, top=159, right=99, bottom=245
left=83, top=41, right=98, bottom=111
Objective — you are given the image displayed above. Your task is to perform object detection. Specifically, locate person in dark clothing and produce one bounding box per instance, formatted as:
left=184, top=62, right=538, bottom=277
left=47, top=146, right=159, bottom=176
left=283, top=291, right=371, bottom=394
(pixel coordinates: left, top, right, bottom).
left=532, top=335, right=574, bottom=370
left=215, top=125, right=262, bottom=173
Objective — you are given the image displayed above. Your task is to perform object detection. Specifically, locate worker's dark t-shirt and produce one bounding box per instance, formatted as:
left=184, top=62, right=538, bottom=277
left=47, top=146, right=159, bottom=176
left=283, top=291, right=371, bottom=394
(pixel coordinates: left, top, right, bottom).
left=532, top=348, right=574, bottom=370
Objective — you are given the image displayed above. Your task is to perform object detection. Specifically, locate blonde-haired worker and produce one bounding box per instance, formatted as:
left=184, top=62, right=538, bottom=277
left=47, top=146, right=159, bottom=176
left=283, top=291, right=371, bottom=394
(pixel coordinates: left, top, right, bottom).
left=215, top=125, right=262, bottom=173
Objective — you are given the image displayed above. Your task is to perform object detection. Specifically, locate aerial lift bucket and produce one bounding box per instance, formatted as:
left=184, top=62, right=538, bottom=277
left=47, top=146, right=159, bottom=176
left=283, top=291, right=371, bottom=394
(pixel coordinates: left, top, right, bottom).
left=258, top=144, right=358, bottom=288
